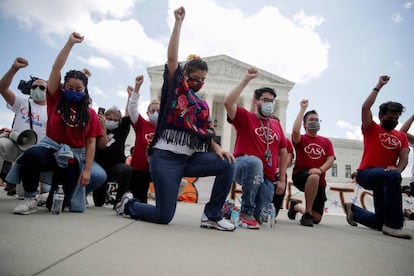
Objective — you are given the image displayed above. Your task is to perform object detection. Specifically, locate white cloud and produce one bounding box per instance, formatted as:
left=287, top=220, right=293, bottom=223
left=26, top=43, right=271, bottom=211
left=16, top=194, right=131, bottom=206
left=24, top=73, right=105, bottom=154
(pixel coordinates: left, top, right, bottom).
left=77, top=56, right=113, bottom=70
left=391, top=13, right=403, bottom=23
left=168, top=0, right=329, bottom=83
left=403, top=2, right=413, bottom=9
left=0, top=0, right=330, bottom=84
left=293, top=10, right=325, bottom=30
left=336, top=120, right=362, bottom=141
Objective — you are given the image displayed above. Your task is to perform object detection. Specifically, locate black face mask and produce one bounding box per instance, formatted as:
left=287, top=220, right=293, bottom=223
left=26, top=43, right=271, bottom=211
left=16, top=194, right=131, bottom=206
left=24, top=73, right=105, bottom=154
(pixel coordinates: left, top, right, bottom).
left=382, top=119, right=398, bottom=131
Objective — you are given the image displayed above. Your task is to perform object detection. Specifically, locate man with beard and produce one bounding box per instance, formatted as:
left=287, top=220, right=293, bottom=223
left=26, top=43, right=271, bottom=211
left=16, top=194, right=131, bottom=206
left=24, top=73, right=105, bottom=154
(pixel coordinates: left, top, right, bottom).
left=224, top=67, right=288, bottom=229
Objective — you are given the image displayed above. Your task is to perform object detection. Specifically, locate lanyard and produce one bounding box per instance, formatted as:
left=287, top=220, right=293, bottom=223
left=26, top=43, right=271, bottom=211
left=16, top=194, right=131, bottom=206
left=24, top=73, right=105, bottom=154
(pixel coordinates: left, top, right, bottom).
left=259, top=118, right=272, bottom=168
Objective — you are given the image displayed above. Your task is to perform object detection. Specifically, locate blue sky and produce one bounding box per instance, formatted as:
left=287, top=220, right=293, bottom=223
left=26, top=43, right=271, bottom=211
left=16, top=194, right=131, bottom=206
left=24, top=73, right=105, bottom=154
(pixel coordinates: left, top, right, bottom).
left=0, top=0, right=413, bottom=141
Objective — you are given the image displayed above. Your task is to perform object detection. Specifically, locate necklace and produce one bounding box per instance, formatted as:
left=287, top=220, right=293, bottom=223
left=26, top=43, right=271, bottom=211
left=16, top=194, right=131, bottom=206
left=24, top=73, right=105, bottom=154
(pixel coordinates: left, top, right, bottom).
left=58, top=108, right=80, bottom=128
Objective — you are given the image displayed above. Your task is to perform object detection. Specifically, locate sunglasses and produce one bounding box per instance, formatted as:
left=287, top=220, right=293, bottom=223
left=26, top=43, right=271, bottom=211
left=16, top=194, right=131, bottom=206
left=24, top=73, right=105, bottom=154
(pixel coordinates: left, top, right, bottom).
left=32, top=85, right=46, bottom=91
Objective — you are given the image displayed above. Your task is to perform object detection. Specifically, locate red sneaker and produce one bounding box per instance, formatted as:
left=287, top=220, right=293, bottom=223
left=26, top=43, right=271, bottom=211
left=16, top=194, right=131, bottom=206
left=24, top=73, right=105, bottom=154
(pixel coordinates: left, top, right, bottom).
left=239, top=212, right=260, bottom=229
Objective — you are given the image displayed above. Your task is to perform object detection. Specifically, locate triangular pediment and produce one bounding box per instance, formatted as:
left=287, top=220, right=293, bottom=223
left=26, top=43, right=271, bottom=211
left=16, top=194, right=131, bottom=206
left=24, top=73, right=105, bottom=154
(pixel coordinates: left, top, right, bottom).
left=202, top=55, right=294, bottom=87
left=147, top=54, right=295, bottom=89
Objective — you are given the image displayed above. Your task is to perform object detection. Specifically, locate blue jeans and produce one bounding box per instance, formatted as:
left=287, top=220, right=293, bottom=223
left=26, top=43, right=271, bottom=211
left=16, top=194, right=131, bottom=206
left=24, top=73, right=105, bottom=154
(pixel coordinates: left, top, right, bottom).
left=353, top=168, right=404, bottom=230
left=234, top=155, right=274, bottom=219
left=86, top=162, right=107, bottom=194
left=126, top=149, right=235, bottom=224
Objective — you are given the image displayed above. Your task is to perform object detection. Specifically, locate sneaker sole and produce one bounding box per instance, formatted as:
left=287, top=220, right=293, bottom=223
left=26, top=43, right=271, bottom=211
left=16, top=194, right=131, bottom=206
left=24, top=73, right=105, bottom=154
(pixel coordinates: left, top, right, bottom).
left=200, top=221, right=235, bottom=231
left=13, top=208, right=37, bottom=215
left=300, top=219, right=314, bottom=227
left=239, top=222, right=260, bottom=229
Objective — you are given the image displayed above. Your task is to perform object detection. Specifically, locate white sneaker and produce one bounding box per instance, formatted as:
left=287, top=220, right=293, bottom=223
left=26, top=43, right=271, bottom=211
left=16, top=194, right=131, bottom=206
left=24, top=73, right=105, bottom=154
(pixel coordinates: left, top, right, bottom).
left=37, top=193, right=48, bottom=206
left=115, top=192, right=133, bottom=216
left=200, top=213, right=236, bottom=231
left=382, top=225, right=412, bottom=239
left=13, top=197, right=38, bottom=215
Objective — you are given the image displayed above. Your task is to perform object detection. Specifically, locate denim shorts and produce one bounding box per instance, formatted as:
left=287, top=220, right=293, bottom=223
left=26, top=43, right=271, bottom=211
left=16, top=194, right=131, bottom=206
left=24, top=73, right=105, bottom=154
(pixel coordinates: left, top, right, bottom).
left=292, top=169, right=327, bottom=215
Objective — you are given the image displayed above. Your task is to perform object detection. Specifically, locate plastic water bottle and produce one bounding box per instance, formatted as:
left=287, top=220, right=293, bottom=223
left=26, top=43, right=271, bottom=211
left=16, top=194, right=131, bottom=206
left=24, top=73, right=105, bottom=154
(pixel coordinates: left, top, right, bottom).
left=267, top=203, right=276, bottom=228
left=51, top=185, right=64, bottom=215
left=230, top=207, right=240, bottom=228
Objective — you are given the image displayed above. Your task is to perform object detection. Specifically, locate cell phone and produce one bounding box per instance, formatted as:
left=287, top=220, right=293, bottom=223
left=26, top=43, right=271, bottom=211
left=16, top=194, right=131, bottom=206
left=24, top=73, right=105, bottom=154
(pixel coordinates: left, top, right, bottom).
left=98, top=107, right=105, bottom=115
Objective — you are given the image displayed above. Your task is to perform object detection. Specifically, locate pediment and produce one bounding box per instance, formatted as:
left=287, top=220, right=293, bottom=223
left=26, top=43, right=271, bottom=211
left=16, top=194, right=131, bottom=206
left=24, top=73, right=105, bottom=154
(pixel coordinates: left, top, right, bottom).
left=202, top=55, right=294, bottom=87
left=147, top=54, right=295, bottom=88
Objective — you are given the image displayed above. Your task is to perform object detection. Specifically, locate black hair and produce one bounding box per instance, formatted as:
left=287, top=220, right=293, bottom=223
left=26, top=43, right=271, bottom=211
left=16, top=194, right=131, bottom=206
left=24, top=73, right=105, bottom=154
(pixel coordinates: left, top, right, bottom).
left=254, top=87, right=277, bottom=100
left=378, top=101, right=405, bottom=117
left=303, top=110, right=318, bottom=123
left=58, top=70, right=90, bottom=128
left=183, top=58, right=208, bottom=74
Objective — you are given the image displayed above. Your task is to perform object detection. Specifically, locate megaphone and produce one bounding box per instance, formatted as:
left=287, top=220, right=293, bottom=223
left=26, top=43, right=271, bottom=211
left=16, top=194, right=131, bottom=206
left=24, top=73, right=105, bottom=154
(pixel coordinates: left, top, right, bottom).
left=0, top=130, right=37, bottom=161
left=9, top=129, right=38, bottom=151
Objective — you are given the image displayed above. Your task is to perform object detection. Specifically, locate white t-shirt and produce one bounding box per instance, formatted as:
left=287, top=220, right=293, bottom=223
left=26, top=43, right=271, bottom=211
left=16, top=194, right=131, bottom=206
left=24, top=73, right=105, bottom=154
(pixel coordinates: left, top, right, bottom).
left=7, top=96, right=47, bottom=141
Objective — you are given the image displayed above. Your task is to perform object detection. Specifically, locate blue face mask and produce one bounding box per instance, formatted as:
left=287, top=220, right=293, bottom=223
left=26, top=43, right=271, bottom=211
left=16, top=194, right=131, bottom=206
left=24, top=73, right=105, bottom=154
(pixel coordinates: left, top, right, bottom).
left=148, top=112, right=159, bottom=124
left=260, top=102, right=275, bottom=117
left=63, top=89, right=85, bottom=103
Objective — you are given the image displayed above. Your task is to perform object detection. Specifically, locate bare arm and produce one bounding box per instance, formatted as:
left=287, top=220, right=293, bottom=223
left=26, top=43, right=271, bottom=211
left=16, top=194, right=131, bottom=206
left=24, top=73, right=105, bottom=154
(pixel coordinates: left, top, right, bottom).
left=210, top=138, right=235, bottom=163
left=48, top=32, right=84, bottom=96
left=292, top=100, right=308, bottom=144
left=224, top=68, right=258, bottom=120
left=319, top=155, right=335, bottom=174
left=361, top=76, right=389, bottom=130
left=275, top=147, right=288, bottom=195
left=167, top=7, right=185, bottom=87
left=78, top=137, right=96, bottom=187
left=400, top=114, right=414, bottom=144
left=0, top=57, right=29, bottom=106
left=124, top=86, right=132, bottom=118
left=396, top=148, right=409, bottom=173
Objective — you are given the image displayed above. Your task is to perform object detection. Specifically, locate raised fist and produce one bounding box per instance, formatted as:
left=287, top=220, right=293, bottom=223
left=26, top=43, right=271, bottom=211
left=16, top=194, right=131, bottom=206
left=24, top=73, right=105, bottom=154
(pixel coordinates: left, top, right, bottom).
left=174, top=7, right=185, bottom=21
left=13, top=57, right=28, bottom=70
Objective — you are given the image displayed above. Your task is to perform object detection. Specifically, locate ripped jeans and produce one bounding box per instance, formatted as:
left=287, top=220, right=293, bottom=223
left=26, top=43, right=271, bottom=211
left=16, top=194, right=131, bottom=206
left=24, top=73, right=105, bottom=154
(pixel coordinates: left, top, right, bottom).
left=235, top=155, right=274, bottom=218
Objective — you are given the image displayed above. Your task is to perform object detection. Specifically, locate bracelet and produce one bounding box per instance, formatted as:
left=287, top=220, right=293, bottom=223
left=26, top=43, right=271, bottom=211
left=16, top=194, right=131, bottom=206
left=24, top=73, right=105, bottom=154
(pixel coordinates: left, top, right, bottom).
left=373, top=88, right=380, bottom=92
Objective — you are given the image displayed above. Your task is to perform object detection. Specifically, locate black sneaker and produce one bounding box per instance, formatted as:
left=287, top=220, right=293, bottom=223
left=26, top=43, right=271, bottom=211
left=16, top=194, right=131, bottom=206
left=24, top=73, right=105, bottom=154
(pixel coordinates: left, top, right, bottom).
left=344, top=203, right=357, bottom=226
left=7, top=187, right=16, bottom=196
left=300, top=213, right=314, bottom=227
left=288, top=200, right=298, bottom=220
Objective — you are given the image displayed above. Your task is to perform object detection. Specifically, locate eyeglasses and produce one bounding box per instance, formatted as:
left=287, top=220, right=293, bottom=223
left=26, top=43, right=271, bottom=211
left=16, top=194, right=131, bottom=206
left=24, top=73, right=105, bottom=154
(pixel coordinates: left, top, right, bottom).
left=259, top=98, right=276, bottom=104
left=32, top=85, right=46, bottom=91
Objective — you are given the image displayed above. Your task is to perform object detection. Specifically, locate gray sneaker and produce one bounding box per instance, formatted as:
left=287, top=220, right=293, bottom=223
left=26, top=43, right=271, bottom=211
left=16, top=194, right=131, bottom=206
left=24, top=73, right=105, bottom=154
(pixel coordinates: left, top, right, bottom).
left=13, top=197, right=37, bottom=215
left=382, top=225, right=412, bottom=239
left=115, top=192, right=133, bottom=216
left=344, top=203, right=357, bottom=226
left=200, top=213, right=236, bottom=231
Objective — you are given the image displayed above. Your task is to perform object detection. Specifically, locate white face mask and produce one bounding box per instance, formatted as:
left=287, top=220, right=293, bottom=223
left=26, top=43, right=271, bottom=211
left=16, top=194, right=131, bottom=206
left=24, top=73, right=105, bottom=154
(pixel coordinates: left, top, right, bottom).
left=148, top=112, right=158, bottom=124
left=307, top=121, right=320, bottom=131
left=30, top=87, right=46, bottom=102
left=105, top=120, right=119, bottom=130
left=260, top=102, right=274, bottom=117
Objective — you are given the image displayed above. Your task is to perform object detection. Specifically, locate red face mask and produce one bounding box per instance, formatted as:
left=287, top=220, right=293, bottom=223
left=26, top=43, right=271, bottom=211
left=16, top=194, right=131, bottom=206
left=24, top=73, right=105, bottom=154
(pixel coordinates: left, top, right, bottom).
left=186, top=77, right=204, bottom=92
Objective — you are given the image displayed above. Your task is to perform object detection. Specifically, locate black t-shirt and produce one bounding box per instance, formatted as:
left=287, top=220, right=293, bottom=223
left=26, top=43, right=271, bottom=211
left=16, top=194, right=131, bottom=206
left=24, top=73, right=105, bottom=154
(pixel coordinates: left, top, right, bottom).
left=95, top=116, right=131, bottom=169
